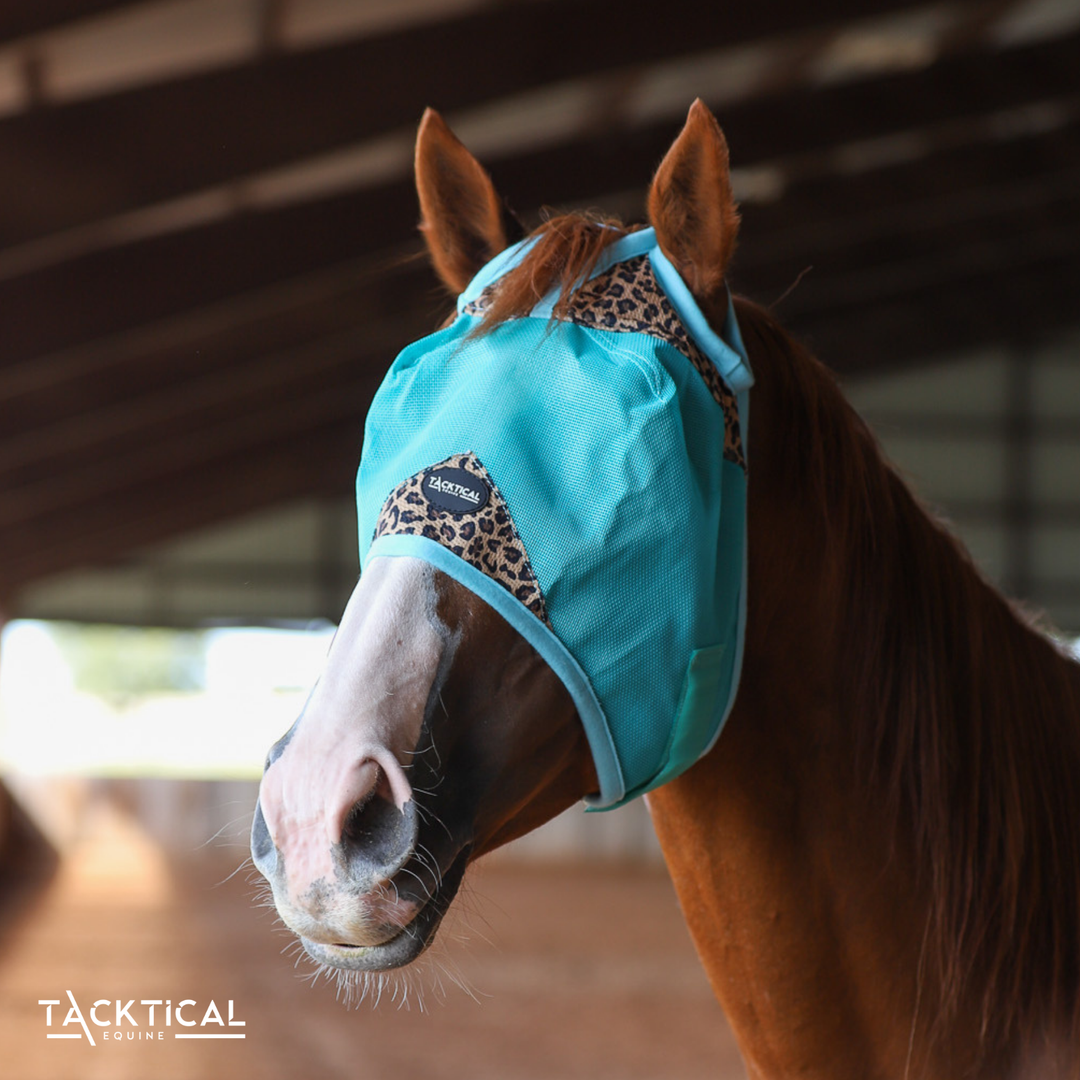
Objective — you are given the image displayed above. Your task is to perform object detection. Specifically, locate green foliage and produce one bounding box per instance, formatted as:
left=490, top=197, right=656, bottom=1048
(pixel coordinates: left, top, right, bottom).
left=48, top=623, right=208, bottom=705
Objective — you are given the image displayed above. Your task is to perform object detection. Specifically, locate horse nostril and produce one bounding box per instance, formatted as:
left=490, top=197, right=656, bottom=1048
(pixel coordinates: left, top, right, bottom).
left=339, top=789, right=418, bottom=883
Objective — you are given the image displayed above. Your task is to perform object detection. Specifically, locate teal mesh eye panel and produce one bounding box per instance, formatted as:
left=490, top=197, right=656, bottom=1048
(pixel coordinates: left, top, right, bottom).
left=357, top=228, right=753, bottom=809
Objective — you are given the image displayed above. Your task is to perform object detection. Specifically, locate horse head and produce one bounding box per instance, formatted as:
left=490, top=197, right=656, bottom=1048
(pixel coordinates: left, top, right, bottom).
left=251, top=100, right=743, bottom=976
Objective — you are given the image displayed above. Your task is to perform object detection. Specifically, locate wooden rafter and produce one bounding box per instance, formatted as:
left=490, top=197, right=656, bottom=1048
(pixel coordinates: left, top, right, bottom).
left=0, top=35, right=1076, bottom=372
left=0, top=0, right=1023, bottom=249
left=1, top=419, right=362, bottom=592
left=1, top=0, right=1078, bottom=607
left=0, top=1, right=133, bottom=44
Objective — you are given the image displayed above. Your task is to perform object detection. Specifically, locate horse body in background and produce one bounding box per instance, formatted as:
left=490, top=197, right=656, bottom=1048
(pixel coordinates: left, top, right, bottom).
left=252, top=102, right=1080, bottom=1078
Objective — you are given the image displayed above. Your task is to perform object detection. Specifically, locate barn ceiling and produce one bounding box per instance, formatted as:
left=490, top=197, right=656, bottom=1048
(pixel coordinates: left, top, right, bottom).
left=2, top=0, right=1079, bottom=606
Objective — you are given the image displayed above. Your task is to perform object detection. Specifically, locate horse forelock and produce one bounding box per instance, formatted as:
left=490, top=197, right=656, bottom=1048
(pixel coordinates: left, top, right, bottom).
left=468, top=211, right=639, bottom=332
left=735, top=297, right=1080, bottom=1064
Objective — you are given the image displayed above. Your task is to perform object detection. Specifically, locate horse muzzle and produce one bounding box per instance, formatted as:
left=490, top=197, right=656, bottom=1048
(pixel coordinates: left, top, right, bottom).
left=292, top=845, right=472, bottom=972
left=251, top=778, right=470, bottom=971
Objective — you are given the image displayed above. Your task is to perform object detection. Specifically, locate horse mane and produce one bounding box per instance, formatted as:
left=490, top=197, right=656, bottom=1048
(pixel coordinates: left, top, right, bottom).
left=473, top=210, right=1080, bottom=1055
left=735, top=299, right=1080, bottom=1057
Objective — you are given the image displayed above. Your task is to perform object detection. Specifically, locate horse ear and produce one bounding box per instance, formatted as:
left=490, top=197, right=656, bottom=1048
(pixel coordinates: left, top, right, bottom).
left=415, top=108, right=520, bottom=295
left=647, top=99, right=739, bottom=302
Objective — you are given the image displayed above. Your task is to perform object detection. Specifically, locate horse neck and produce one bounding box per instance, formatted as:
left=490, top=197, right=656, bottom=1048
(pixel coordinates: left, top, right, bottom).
left=646, top=316, right=1000, bottom=1079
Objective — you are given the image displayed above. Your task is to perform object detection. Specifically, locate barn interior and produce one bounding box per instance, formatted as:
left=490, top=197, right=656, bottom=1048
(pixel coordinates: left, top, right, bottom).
left=0, top=1, right=1078, bottom=1077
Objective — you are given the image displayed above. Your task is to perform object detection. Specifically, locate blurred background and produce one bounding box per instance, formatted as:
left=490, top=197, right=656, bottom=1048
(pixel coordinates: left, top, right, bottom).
left=0, top=1, right=1078, bottom=1077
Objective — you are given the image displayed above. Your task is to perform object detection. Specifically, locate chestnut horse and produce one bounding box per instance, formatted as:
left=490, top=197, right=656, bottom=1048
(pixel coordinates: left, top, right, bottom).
left=252, top=102, right=1080, bottom=1078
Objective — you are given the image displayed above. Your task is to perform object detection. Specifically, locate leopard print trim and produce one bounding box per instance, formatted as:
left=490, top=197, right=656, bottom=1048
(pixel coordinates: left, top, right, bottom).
left=464, top=255, right=745, bottom=471
left=373, top=451, right=551, bottom=627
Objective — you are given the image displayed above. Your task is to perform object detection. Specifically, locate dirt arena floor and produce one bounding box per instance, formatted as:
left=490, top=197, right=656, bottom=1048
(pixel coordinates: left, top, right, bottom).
left=0, top=796, right=747, bottom=1080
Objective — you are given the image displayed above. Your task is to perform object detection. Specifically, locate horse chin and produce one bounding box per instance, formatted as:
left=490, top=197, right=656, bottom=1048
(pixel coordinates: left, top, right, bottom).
left=299, top=846, right=471, bottom=973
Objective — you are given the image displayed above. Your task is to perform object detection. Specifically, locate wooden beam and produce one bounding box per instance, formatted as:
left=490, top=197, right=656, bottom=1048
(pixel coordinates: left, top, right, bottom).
left=0, top=111, right=1074, bottom=422
left=0, top=183, right=424, bottom=367
left=737, top=155, right=1080, bottom=284
left=485, top=39, right=1080, bottom=218
left=0, top=0, right=1022, bottom=248
left=0, top=328, right=377, bottom=492
left=4, top=83, right=1080, bottom=375
left=0, top=262, right=433, bottom=455
left=0, top=243, right=433, bottom=398
left=785, top=251, right=1080, bottom=371
left=2, top=418, right=362, bottom=593
left=0, top=355, right=379, bottom=533
left=736, top=171, right=1080, bottom=312
left=0, top=1, right=135, bottom=44
left=4, top=92, right=1077, bottom=380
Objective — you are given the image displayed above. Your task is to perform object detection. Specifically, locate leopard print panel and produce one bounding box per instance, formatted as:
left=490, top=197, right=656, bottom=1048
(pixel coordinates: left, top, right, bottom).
left=463, top=254, right=746, bottom=471
left=373, top=451, right=551, bottom=627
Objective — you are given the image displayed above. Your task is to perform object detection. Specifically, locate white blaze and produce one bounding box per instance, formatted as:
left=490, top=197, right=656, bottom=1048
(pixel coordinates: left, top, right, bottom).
left=258, top=556, right=453, bottom=899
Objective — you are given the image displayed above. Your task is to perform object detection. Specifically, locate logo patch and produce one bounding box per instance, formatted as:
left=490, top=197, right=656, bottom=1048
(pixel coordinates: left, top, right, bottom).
left=422, top=467, right=490, bottom=514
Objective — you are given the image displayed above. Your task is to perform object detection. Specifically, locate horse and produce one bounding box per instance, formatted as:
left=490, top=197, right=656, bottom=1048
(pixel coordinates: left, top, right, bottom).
left=251, top=101, right=1080, bottom=1078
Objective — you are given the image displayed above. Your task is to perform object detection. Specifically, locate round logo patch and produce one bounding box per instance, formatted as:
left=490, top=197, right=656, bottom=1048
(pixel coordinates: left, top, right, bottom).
left=422, top=467, right=490, bottom=514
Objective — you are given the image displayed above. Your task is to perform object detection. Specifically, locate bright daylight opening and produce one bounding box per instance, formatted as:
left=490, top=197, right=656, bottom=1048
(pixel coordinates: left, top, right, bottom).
left=0, top=620, right=336, bottom=778
left=2, top=622, right=1079, bottom=779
